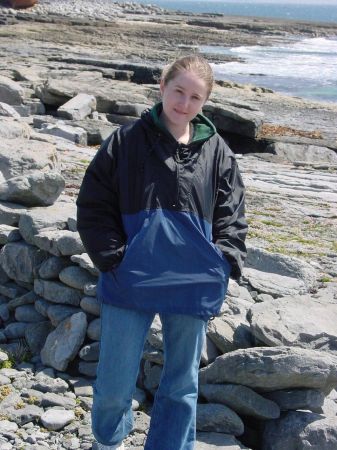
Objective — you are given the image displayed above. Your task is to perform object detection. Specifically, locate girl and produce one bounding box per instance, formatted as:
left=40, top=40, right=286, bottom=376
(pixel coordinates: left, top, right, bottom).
left=77, top=55, right=247, bottom=450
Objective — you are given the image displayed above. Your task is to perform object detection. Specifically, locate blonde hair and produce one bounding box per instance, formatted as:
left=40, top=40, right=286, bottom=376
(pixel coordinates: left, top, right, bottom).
left=161, top=55, right=214, bottom=99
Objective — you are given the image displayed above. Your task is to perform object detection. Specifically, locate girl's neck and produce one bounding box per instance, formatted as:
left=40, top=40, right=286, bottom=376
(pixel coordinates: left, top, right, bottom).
left=160, top=113, right=192, bottom=144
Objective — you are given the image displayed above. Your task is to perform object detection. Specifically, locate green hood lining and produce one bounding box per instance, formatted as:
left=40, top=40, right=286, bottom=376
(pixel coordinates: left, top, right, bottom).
left=150, top=102, right=216, bottom=144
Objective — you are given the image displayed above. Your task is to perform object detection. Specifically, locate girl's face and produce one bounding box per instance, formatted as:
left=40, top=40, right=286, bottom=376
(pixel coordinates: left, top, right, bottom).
left=160, top=70, right=208, bottom=130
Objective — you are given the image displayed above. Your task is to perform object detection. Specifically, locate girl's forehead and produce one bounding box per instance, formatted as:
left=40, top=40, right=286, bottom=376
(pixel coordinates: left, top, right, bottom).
left=169, top=70, right=208, bottom=91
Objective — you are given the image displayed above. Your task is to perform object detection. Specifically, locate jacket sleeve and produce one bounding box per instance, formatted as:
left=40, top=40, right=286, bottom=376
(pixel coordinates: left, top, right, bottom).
left=212, top=143, right=248, bottom=280
left=76, top=132, right=126, bottom=272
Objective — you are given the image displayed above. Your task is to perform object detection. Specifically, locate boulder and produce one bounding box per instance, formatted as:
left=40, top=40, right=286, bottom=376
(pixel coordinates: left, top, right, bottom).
left=57, top=93, right=96, bottom=120
left=248, top=294, right=337, bottom=353
left=0, top=171, right=65, bottom=206
left=15, top=304, right=45, bottom=322
left=71, top=253, right=99, bottom=276
left=196, top=403, right=244, bottom=436
left=47, top=304, right=82, bottom=327
left=207, top=315, right=253, bottom=354
left=0, top=119, right=31, bottom=140
left=263, top=388, right=325, bottom=412
left=199, top=384, right=280, bottom=420
left=0, top=75, right=25, bottom=105
left=18, top=202, right=76, bottom=245
left=199, top=346, right=337, bottom=393
left=80, top=296, right=100, bottom=316
left=244, top=246, right=318, bottom=295
left=204, top=101, right=264, bottom=138
left=41, top=312, right=87, bottom=371
left=0, top=102, right=21, bottom=118
left=262, top=411, right=337, bottom=450
left=0, top=201, right=26, bottom=226
left=0, top=138, right=59, bottom=180
left=0, top=241, right=48, bottom=284
left=0, top=224, right=21, bottom=244
left=40, top=409, right=75, bottom=431
left=25, top=321, right=54, bottom=354
left=38, top=122, right=88, bottom=145
left=34, top=279, right=82, bottom=306
left=34, top=229, right=85, bottom=256
left=267, top=142, right=337, bottom=164
left=38, top=256, right=71, bottom=280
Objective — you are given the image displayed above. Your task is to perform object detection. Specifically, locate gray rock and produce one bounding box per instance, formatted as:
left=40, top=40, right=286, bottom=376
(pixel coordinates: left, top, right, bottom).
left=39, top=122, right=87, bottom=145
left=18, top=202, right=76, bottom=245
left=8, top=291, right=39, bottom=310
left=59, top=266, right=96, bottom=291
left=0, top=138, right=59, bottom=180
left=40, top=409, right=75, bottom=431
left=34, top=279, right=82, bottom=306
left=4, top=322, right=28, bottom=338
left=226, top=279, right=254, bottom=302
left=200, top=383, right=280, bottom=419
left=34, top=229, right=85, bottom=256
left=244, top=268, right=309, bottom=297
left=0, top=171, right=65, bottom=207
left=87, top=318, right=100, bottom=341
left=245, top=247, right=317, bottom=292
left=0, top=76, right=25, bottom=105
left=0, top=303, right=9, bottom=321
left=262, top=411, right=337, bottom=450
left=147, top=314, right=163, bottom=350
left=196, top=432, right=250, bottom=450
left=41, top=312, right=87, bottom=371
left=71, top=253, right=99, bottom=276
left=196, top=403, right=244, bottom=435
left=207, top=316, right=252, bottom=354
left=72, top=119, right=115, bottom=145
left=0, top=200, right=26, bottom=226
left=0, top=281, right=27, bottom=299
left=47, top=304, right=81, bottom=327
left=71, top=378, right=94, bottom=397
left=57, top=93, right=96, bottom=120
left=40, top=392, right=76, bottom=409
left=25, top=321, right=54, bottom=355
left=79, top=342, right=100, bottom=361
left=78, top=361, right=97, bottom=377
left=143, top=361, right=162, bottom=391
left=31, top=375, right=69, bottom=394
left=267, top=141, right=337, bottom=164
left=0, top=225, right=21, bottom=244
left=0, top=241, right=48, bottom=283
left=201, top=336, right=220, bottom=366
left=35, top=298, right=52, bottom=317
left=248, top=294, right=337, bottom=353
left=80, top=297, right=100, bottom=316
left=132, top=387, right=147, bottom=411
left=142, top=342, right=164, bottom=365
left=38, top=256, right=71, bottom=280
left=199, top=346, right=337, bottom=393
left=0, top=119, right=31, bottom=140
left=263, top=389, right=325, bottom=412
left=0, top=352, right=9, bottom=365
left=6, top=404, right=43, bottom=426
left=0, top=102, right=20, bottom=118
left=15, top=304, right=45, bottom=322
left=0, top=420, right=18, bottom=433
left=83, top=283, right=97, bottom=297
left=204, top=101, right=264, bottom=138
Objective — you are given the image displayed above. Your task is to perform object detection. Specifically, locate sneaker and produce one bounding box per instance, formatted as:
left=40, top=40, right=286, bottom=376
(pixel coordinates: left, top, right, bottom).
left=96, top=442, right=125, bottom=450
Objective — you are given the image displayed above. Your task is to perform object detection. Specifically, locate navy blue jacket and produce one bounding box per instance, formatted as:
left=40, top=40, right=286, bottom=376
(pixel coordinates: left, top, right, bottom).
left=76, top=104, right=247, bottom=319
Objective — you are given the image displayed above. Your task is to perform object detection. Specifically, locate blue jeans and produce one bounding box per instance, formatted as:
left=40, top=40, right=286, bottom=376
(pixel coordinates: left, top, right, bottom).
left=92, top=303, right=207, bottom=450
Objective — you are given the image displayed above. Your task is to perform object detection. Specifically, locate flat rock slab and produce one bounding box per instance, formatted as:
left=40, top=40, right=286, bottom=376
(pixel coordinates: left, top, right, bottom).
left=263, top=388, right=325, bottom=412
left=40, top=408, right=75, bottom=431
left=199, top=346, right=337, bottom=393
left=199, top=383, right=280, bottom=420
left=244, top=267, right=307, bottom=296
left=196, top=403, right=244, bottom=436
left=248, top=294, right=337, bottom=353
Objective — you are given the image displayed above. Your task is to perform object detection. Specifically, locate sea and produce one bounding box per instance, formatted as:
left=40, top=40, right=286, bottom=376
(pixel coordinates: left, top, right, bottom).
left=129, top=1, right=337, bottom=103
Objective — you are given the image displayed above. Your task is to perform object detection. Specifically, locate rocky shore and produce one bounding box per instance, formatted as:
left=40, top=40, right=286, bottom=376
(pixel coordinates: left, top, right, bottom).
left=0, top=1, right=337, bottom=449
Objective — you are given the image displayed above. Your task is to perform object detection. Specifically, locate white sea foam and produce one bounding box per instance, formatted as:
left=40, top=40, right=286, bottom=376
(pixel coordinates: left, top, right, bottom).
left=202, top=37, right=337, bottom=101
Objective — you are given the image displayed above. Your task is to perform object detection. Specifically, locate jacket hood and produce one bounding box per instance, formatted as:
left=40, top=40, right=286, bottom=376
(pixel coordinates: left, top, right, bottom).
left=142, top=102, right=216, bottom=145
